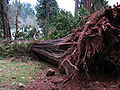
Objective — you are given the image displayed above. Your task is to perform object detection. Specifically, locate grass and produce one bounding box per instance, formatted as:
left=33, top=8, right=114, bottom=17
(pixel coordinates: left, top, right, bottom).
left=0, top=57, right=49, bottom=89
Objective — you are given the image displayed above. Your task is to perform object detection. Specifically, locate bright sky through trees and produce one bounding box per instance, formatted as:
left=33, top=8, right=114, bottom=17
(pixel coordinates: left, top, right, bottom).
left=9, top=0, right=120, bottom=15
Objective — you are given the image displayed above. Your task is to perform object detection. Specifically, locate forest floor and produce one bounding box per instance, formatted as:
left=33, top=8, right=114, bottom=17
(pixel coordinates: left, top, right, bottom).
left=0, top=56, right=120, bottom=90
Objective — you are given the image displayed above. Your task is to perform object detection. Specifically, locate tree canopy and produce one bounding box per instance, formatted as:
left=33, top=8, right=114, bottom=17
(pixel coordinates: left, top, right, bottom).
left=12, top=1, right=35, bottom=21
left=35, top=0, right=59, bottom=36
left=36, top=0, right=59, bottom=20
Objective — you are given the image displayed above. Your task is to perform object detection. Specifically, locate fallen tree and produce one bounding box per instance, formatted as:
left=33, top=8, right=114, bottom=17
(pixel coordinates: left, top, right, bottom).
left=31, top=4, right=120, bottom=82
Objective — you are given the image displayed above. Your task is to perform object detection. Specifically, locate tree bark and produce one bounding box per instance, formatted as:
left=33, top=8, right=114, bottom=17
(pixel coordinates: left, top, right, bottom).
left=15, top=0, right=20, bottom=40
left=0, top=5, right=1, bottom=14
left=46, top=3, right=50, bottom=19
left=84, top=0, right=91, bottom=14
left=31, top=34, right=72, bottom=65
left=43, top=3, right=50, bottom=36
left=0, top=0, right=11, bottom=39
left=75, top=0, right=79, bottom=14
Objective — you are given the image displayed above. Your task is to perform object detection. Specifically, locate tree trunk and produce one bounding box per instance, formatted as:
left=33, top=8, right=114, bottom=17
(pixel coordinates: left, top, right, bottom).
left=4, top=14, right=11, bottom=38
left=75, top=0, right=79, bottom=14
left=84, top=0, right=91, bottom=14
left=46, top=3, right=50, bottom=19
left=0, top=5, right=1, bottom=14
left=0, top=0, right=11, bottom=39
left=15, top=0, right=20, bottom=40
left=43, top=3, right=50, bottom=36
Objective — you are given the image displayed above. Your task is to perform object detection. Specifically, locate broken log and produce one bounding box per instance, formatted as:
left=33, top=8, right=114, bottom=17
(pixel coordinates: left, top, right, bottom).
left=31, top=4, right=120, bottom=81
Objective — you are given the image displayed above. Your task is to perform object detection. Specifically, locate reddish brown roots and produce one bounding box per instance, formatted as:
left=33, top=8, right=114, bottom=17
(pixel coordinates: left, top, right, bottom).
left=59, top=4, right=120, bottom=82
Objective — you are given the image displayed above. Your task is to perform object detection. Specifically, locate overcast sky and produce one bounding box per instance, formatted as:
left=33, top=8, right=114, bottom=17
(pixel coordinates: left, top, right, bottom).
left=10, top=0, right=120, bottom=15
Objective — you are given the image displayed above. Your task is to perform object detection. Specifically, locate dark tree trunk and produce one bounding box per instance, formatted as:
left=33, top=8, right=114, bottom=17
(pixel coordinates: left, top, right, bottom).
left=1, top=3, right=6, bottom=38
left=0, top=0, right=11, bottom=39
left=0, top=5, right=1, bottom=14
left=46, top=3, right=50, bottom=19
left=15, top=0, right=20, bottom=40
left=75, top=0, right=79, bottom=14
left=44, top=3, right=50, bottom=36
left=84, top=0, right=91, bottom=14
left=4, top=14, right=11, bottom=38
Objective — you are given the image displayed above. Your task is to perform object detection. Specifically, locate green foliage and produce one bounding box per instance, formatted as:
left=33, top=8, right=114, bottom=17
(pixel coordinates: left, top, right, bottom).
left=47, top=29, right=63, bottom=40
left=35, top=0, right=59, bottom=36
left=36, top=0, right=59, bottom=20
left=48, top=10, right=73, bottom=38
left=79, top=0, right=108, bottom=14
left=0, top=42, right=33, bottom=59
left=47, top=8, right=89, bottom=40
left=91, top=0, right=109, bottom=13
left=18, top=26, right=40, bottom=40
left=45, top=0, right=108, bottom=40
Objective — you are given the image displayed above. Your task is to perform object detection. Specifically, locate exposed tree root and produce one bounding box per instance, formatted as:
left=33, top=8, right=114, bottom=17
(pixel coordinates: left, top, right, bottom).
left=31, top=4, right=120, bottom=84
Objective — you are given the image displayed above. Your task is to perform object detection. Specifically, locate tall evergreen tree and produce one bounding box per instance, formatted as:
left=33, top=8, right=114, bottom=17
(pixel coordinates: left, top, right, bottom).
left=84, top=0, right=91, bottom=13
left=75, top=0, right=108, bottom=14
left=91, top=0, right=108, bottom=13
left=36, top=0, right=59, bottom=36
left=74, top=0, right=79, bottom=14
left=15, top=0, right=20, bottom=39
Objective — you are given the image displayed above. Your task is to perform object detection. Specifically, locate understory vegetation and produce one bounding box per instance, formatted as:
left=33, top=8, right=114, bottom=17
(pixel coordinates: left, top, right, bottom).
left=0, top=42, right=51, bottom=89
left=0, top=42, right=33, bottom=59
left=47, top=8, right=89, bottom=40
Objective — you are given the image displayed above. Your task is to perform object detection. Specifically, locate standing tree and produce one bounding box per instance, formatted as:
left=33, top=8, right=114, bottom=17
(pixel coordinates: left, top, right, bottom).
left=15, top=0, right=20, bottom=39
left=74, top=0, right=79, bottom=14
left=36, top=0, right=59, bottom=36
left=8, top=2, right=35, bottom=29
left=84, top=0, right=91, bottom=13
left=0, top=0, right=11, bottom=39
left=74, top=0, right=91, bottom=14
left=91, top=0, right=108, bottom=13
left=0, top=3, right=2, bottom=37
left=76, top=0, right=108, bottom=14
